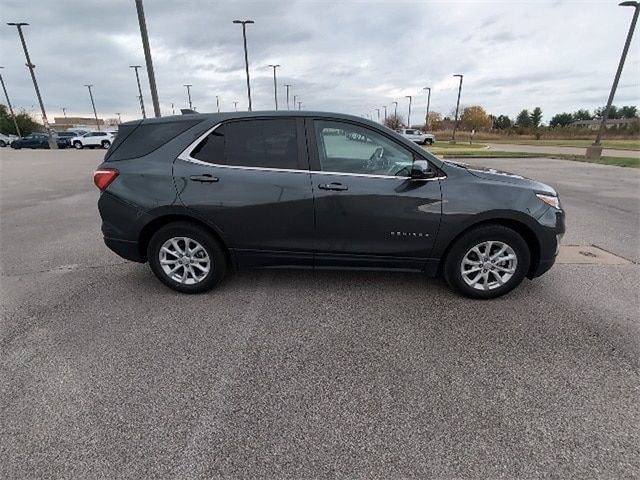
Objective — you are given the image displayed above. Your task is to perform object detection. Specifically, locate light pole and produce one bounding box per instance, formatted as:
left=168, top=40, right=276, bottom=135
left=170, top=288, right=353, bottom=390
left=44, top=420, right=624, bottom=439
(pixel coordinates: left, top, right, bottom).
left=298, top=101, right=302, bottom=110
left=452, top=74, right=464, bottom=142
left=284, top=84, right=291, bottom=110
left=376, top=108, right=380, bottom=122
left=7, top=22, right=56, bottom=148
left=130, top=65, right=146, bottom=118
left=405, top=95, right=412, bottom=127
left=234, top=101, right=238, bottom=112
left=233, top=19, right=254, bottom=111
left=84, top=84, right=100, bottom=131
left=268, top=64, right=280, bottom=110
left=216, top=95, right=220, bottom=113
left=0, top=67, right=21, bottom=137
left=588, top=1, right=640, bottom=159
left=423, top=86, right=431, bottom=130
left=134, top=0, right=160, bottom=117
left=116, top=112, right=122, bottom=123
left=392, top=101, right=398, bottom=118
left=184, top=84, right=192, bottom=110
left=293, top=94, right=297, bottom=109
left=62, top=107, right=67, bottom=118
left=382, top=105, right=387, bottom=122
left=171, top=103, right=175, bottom=115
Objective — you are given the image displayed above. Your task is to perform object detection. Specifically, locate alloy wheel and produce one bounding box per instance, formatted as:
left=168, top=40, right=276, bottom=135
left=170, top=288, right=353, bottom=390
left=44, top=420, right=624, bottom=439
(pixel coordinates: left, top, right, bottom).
left=460, top=241, right=517, bottom=291
left=159, top=236, right=211, bottom=285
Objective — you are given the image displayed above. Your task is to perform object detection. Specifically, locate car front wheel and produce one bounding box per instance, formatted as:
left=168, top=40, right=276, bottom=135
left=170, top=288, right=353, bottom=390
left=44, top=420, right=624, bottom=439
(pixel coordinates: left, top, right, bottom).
left=147, top=222, right=227, bottom=294
left=73, top=141, right=83, bottom=149
left=443, top=224, right=530, bottom=299
left=101, top=140, right=111, bottom=149
left=0, top=140, right=6, bottom=147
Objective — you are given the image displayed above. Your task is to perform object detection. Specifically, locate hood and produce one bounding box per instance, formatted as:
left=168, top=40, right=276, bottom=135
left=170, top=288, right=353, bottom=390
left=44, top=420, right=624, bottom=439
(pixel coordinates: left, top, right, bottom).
left=445, top=160, right=557, bottom=195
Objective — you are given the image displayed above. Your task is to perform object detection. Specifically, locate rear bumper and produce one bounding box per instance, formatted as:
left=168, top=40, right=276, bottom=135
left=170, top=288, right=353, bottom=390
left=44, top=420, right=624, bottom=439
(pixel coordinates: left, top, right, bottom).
left=104, top=237, right=144, bottom=263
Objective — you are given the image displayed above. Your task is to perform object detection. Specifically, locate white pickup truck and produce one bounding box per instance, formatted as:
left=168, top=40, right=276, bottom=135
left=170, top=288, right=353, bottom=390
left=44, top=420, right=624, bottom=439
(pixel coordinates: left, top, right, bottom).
left=397, top=128, right=435, bottom=145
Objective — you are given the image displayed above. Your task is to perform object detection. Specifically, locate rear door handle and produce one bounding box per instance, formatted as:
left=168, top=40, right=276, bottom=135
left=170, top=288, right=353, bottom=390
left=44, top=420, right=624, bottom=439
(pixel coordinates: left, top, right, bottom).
left=190, top=174, right=219, bottom=183
left=318, top=182, right=348, bottom=191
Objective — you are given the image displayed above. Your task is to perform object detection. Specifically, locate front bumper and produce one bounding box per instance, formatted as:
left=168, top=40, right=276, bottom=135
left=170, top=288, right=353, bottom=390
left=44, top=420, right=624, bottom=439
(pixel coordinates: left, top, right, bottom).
left=529, top=207, right=566, bottom=278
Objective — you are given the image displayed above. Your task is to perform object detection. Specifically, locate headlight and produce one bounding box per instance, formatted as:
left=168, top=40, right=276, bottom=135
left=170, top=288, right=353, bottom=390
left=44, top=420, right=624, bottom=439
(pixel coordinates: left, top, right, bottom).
left=536, top=193, right=560, bottom=209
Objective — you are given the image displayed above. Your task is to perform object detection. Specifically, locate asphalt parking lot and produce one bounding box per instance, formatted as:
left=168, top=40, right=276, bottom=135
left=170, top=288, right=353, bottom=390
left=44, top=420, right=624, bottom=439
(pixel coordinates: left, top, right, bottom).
left=1, top=149, right=639, bottom=479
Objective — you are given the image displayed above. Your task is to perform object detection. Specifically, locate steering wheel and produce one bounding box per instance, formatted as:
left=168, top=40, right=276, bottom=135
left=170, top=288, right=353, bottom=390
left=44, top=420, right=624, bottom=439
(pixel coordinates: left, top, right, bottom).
left=363, top=146, right=388, bottom=172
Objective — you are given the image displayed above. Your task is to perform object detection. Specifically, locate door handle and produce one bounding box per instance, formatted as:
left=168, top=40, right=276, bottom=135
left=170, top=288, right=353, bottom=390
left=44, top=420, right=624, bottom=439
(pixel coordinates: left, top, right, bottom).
left=318, top=182, right=348, bottom=191
left=190, top=174, right=219, bottom=183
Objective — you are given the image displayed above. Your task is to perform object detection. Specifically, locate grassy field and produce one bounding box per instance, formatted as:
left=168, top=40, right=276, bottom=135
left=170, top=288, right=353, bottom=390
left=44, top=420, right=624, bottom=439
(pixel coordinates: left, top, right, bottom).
left=488, top=139, right=640, bottom=150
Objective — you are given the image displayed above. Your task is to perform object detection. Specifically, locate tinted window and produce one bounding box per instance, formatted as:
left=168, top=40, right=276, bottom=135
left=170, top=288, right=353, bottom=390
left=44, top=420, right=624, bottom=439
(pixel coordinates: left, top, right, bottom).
left=191, top=119, right=298, bottom=170
left=314, top=120, right=413, bottom=177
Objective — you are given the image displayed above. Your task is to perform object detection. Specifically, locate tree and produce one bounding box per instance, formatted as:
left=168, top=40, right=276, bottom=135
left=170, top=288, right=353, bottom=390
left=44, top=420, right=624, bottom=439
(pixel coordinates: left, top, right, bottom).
left=425, top=111, right=442, bottom=130
left=384, top=114, right=404, bottom=130
left=549, top=112, right=573, bottom=127
left=493, top=114, right=512, bottom=130
left=516, top=109, right=532, bottom=128
left=620, top=105, right=638, bottom=118
left=572, top=109, right=592, bottom=121
left=595, top=105, right=620, bottom=119
left=460, top=105, right=492, bottom=131
left=530, top=107, right=543, bottom=127
left=0, top=104, right=42, bottom=136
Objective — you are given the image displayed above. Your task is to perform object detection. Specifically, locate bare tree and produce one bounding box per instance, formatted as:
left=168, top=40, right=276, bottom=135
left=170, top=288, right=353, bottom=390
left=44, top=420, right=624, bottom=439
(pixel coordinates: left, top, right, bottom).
left=384, top=114, right=404, bottom=130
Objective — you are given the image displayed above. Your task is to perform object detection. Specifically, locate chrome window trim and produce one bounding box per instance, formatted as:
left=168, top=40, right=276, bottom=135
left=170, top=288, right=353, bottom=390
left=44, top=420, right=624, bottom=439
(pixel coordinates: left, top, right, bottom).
left=177, top=121, right=444, bottom=181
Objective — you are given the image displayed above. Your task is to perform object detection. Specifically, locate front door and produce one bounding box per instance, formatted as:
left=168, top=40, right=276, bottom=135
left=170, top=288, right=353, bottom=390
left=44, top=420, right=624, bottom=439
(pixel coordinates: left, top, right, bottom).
left=173, top=117, right=315, bottom=267
left=308, top=119, right=442, bottom=269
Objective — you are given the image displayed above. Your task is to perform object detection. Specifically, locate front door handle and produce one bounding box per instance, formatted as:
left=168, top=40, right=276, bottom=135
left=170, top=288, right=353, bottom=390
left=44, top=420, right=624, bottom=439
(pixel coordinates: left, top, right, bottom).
left=318, top=182, right=348, bottom=191
left=190, top=174, right=219, bottom=183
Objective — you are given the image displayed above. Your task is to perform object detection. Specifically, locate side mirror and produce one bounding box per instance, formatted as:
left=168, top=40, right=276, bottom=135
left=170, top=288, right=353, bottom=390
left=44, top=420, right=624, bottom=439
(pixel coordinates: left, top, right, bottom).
left=411, top=160, right=437, bottom=179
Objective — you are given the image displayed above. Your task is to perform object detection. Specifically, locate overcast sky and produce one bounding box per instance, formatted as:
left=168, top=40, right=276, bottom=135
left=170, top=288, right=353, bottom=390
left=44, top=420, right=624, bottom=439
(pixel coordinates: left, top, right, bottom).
left=1, top=0, right=638, bottom=124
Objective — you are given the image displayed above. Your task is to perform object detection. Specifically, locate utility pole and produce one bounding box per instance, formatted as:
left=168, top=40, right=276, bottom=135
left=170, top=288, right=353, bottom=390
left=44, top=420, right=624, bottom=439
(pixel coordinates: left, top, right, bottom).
left=423, top=86, right=431, bottom=130
left=134, top=0, right=161, bottom=117
left=268, top=64, right=280, bottom=110
left=216, top=95, right=220, bottom=113
left=7, top=22, right=56, bottom=148
left=284, top=84, right=291, bottom=110
left=184, top=84, right=192, bottom=110
left=130, top=65, right=146, bottom=118
left=588, top=1, right=640, bottom=159
left=233, top=20, right=254, bottom=111
left=84, top=84, right=100, bottom=131
left=0, top=67, right=21, bottom=137
left=452, top=74, right=464, bottom=141
left=405, top=95, right=412, bottom=128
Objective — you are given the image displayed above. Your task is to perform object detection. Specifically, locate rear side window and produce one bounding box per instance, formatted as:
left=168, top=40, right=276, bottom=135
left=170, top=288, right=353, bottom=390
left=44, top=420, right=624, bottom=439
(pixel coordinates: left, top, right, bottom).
left=106, top=120, right=201, bottom=161
left=191, top=119, right=298, bottom=170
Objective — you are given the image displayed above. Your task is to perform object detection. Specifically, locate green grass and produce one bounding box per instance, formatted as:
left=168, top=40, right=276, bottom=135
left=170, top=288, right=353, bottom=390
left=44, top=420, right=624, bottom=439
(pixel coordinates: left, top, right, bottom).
left=488, top=139, right=640, bottom=150
left=430, top=150, right=639, bottom=168
left=429, top=142, right=487, bottom=150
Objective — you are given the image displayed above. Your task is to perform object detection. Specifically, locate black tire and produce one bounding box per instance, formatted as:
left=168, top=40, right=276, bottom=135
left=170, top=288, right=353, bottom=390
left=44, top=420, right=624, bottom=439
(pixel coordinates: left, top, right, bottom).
left=73, top=141, right=83, bottom=149
left=0, top=140, right=6, bottom=147
left=443, top=224, right=530, bottom=299
left=147, top=221, right=227, bottom=294
left=101, top=140, right=111, bottom=149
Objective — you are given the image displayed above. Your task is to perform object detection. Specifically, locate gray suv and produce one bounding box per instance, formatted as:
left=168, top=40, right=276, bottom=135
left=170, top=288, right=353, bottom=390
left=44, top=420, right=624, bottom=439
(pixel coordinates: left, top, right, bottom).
left=94, top=111, right=565, bottom=299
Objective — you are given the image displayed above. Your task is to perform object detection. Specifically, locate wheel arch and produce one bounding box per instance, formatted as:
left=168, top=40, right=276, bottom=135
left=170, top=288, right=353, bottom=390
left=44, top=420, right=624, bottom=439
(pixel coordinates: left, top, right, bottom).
left=438, top=218, right=541, bottom=278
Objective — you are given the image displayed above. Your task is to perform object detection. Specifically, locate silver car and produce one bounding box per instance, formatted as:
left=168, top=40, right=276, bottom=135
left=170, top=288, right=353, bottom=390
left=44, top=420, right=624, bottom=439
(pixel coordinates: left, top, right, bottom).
left=398, top=128, right=435, bottom=145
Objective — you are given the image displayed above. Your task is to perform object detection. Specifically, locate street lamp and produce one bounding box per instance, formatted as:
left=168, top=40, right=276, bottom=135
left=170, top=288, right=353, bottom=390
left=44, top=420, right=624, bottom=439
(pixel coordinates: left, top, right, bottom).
left=268, top=64, right=280, bottom=110
left=588, top=1, right=640, bottom=159
left=0, top=67, right=21, bottom=137
left=216, top=95, right=220, bottom=113
left=62, top=107, right=67, bottom=118
left=293, top=94, right=297, bottom=108
left=84, top=84, right=100, bottom=130
left=405, top=95, right=412, bottom=127
left=183, top=84, right=192, bottom=110
left=452, top=74, right=464, bottom=141
left=130, top=65, right=146, bottom=118
left=298, top=101, right=302, bottom=110
left=233, top=19, right=255, bottom=111
left=171, top=103, right=175, bottom=115
left=423, top=86, right=431, bottom=130
left=392, top=101, right=398, bottom=118
left=382, top=105, right=387, bottom=122
left=116, top=112, right=122, bottom=123
left=284, top=84, right=291, bottom=110
left=7, top=22, right=57, bottom=148
left=234, top=101, right=238, bottom=112
left=134, top=0, right=161, bottom=117
left=376, top=108, right=380, bottom=122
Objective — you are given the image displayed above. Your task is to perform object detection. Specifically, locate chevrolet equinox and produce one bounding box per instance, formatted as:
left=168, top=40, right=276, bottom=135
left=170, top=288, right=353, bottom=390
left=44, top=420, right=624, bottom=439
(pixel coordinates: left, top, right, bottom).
left=94, top=112, right=565, bottom=299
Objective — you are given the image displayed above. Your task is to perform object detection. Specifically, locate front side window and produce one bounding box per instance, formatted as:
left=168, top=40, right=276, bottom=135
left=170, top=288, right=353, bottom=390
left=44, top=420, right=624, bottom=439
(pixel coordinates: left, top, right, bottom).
left=314, top=120, right=413, bottom=177
left=191, top=119, right=298, bottom=170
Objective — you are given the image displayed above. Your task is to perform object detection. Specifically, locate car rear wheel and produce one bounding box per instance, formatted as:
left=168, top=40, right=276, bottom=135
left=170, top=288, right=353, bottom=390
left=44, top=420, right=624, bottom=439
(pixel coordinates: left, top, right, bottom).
left=101, top=140, right=111, bottom=149
left=0, top=140, right=6, bottom=147
left=73, top=141, right=83, bottom=149
left=147, top=222, right=227, bottom=294
left=443, top=224, right=530, bottom=299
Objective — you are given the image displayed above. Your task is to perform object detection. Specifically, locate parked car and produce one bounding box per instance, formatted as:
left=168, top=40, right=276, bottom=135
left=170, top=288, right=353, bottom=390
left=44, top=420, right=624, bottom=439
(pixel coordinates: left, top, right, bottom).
left=54, top=131, right=77, bottom=148
left=94, top=111, right=564, bottom=299
left=10, top=133, right=52, bottom=149
left=398, top=128, right=435, bottom=145
left=70, top=131, right=114, bottom=149
left=0, top=132, right=14, bottom=147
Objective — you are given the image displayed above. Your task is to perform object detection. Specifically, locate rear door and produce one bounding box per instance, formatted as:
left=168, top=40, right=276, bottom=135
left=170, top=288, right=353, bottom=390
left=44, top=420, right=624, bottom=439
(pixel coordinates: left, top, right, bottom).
left=307, top=119, right=442, bottom=269
left=173, top=117, right=315, bottom=267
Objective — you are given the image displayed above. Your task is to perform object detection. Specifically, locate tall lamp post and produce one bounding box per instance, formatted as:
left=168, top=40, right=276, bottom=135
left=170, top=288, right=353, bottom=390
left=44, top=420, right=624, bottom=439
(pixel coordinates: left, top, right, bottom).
left=298, top=101, right=302, bottom=110
left=293, top=94, right=297, bottom=109
left=134, top=0, right=161, bottom=117
left=84, top=84, right=100, bottom=130
left=451, top=74, right=464, bottom=141
left=130, top=65, right=146, bottom=118
left=376, top=108, right=380, bottom=122
left=62, top=107, right=67, bottom=118
left=423, top=86, right=431, bottom=130
left=405, top=95, right=412, bottom=127
left=216, top=96, right=220, bottom=113
left=233, top=101, right=238, bottom=112
left=0, top=67, right=21, bottom=137
left=284, top=84, right=291, bottom=110
left=588, top=1, right=639, bottom=159
left=382, top=105, right=387, bottom=122
left=233, top=19, right=254, bottom=111
left=268, top=64, right=280, bottom=110
left=392, top=101, right=398, bottom=118
left=7, top=22, right=56, bottom=148
left=116, top=112, right=122, bottom=123
left=183, top=84, right=192, bottom=110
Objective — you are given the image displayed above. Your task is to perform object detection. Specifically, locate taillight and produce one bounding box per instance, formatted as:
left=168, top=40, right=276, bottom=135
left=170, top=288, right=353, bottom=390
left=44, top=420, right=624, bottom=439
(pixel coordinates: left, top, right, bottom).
left=93, top=168, right=119, bottom=191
